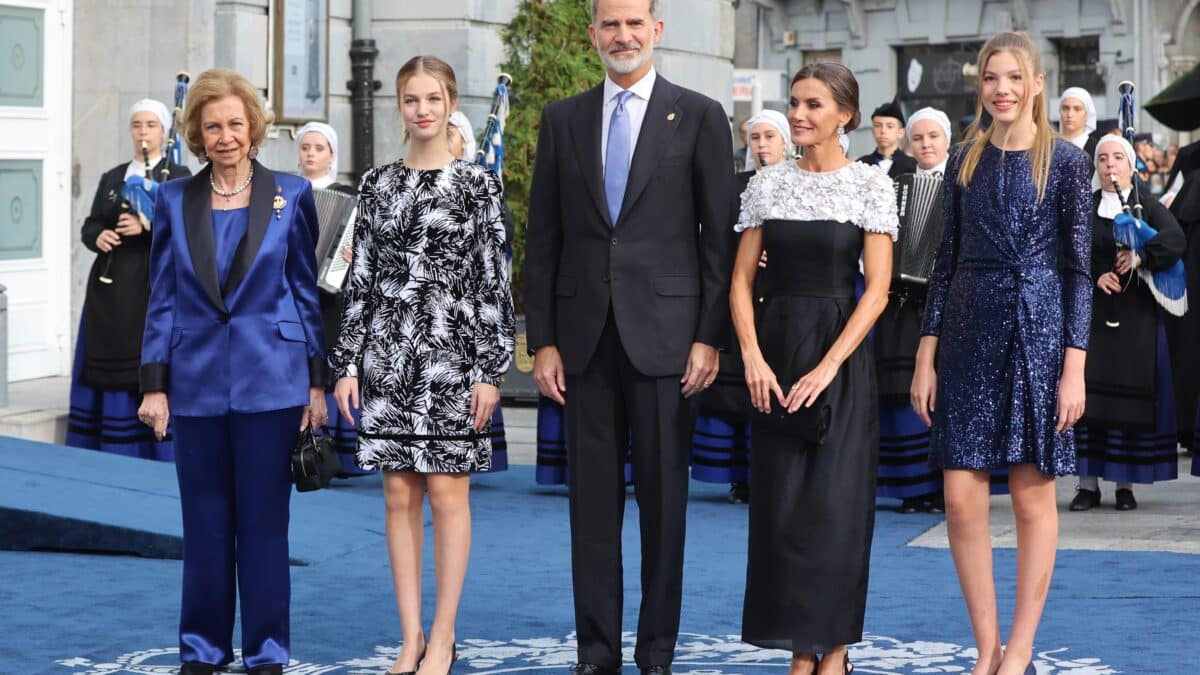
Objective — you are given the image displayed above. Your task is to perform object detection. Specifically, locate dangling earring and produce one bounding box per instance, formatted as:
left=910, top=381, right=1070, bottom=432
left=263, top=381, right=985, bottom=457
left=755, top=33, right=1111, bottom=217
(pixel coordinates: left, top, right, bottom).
left=198, top=151, right=208, bottom=164
left=248, top=146, right=259, bottom=160
left=837, top=125, right=850, bottom=155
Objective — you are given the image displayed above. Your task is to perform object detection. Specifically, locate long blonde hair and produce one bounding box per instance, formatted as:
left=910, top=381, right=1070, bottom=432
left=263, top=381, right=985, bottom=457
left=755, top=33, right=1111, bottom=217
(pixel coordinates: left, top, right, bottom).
left=957, top=32, right=1054, bottom=202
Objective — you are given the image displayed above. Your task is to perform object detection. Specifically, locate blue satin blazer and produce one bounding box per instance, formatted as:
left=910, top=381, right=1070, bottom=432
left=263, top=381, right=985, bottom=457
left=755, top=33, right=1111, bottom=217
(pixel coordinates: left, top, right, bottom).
left=140, top=162, right=327, bottom=416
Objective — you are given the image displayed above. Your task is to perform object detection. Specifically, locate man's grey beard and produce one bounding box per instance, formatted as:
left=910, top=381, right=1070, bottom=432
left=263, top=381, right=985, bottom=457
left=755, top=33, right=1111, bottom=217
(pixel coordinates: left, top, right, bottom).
left=599, top=43, right=653, bottom=75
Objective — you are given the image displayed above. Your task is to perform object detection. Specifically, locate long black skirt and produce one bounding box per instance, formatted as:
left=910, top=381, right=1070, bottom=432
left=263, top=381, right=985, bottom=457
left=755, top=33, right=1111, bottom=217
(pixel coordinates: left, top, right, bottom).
left=742, top=296, right=879, bottom=652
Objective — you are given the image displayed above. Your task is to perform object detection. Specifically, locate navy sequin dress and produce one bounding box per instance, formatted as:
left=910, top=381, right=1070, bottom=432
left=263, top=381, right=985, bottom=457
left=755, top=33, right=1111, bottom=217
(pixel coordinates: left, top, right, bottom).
left=921, top=140, right=1092, bottom=476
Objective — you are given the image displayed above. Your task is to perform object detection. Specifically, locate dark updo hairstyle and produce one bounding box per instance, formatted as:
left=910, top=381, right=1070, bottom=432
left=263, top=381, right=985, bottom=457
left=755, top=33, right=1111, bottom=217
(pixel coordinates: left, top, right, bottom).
left=790, top=62, right=862, bottom=133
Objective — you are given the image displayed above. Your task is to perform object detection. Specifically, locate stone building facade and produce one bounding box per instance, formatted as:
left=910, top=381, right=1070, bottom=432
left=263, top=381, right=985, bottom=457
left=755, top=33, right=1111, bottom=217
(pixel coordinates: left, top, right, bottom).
left=0, top=0, right=734, bottom=382
left=732, top=0, right=1199, bottom=156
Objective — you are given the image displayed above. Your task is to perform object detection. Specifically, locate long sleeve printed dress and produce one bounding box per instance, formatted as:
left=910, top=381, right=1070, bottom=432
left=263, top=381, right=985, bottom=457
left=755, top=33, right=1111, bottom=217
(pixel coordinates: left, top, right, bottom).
left=921, top=140, right=1092, bottom=476
left=330, top=159, right=515, bottom=473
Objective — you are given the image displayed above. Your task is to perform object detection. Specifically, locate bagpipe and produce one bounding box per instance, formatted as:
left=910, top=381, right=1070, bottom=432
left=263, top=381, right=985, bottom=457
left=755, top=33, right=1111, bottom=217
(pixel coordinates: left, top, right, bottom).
left=475, top=73, right=511, bottom=179
left=1107, top=81, right=1188, bottom=320
left=477, top=73, right=513, bottom=262
left=98, top=72, right=190, bottom=285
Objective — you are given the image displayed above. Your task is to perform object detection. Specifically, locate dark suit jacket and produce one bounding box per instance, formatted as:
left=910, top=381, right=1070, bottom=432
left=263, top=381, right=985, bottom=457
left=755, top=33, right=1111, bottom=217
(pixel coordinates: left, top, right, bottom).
left=140, top=162, right=327, bottom=415
left=858, top=150, right=917, bottom=180
left=523, top=75, right=736, bottom=377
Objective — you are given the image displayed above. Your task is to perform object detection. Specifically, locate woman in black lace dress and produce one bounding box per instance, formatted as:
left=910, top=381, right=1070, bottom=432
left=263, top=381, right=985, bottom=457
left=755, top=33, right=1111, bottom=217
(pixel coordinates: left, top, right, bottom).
left=330, top=56, right=514, bottom=675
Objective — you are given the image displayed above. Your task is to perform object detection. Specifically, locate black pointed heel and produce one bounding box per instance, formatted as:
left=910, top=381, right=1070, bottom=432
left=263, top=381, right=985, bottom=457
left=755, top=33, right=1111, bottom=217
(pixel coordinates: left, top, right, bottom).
left=386, top=638, right=427, bottom=675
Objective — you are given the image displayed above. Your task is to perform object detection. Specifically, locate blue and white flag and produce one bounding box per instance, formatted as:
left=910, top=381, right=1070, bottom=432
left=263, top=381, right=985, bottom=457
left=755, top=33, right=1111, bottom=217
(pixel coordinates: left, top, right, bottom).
left=477, top=80, right=509, bottom=182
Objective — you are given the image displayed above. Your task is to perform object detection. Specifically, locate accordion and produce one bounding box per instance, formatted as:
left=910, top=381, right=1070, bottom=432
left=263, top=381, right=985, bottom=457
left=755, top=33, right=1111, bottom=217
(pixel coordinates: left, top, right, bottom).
left=312, top=188, right=358, bottom=294
left=892, top=173, right=945, bottom=286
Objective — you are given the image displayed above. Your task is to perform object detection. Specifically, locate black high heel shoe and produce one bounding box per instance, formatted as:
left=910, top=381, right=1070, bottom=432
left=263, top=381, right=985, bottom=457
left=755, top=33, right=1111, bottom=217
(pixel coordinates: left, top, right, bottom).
left=386, top=637, right=427, bottom=675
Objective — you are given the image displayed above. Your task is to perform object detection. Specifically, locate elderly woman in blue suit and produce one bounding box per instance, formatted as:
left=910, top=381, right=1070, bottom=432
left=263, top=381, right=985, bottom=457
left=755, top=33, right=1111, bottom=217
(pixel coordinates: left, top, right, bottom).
left=137, top=68, right=327, bottom=675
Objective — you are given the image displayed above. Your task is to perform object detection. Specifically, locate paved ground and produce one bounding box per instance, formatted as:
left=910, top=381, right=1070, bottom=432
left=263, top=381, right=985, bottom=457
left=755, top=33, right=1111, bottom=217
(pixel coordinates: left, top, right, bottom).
left=5, top=376, right=1197, bottom=555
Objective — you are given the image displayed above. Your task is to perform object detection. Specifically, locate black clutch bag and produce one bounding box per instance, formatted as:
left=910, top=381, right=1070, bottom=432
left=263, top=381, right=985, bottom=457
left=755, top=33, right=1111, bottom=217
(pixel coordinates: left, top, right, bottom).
left=753, top=397, right=832, bottom=445
left=291, top=428, right=340, bottom=492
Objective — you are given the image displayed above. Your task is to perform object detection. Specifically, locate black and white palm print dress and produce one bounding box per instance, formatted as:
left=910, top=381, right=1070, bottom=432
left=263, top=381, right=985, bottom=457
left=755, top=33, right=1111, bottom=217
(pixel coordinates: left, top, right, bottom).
left=330, top=159, right=515, bottom=473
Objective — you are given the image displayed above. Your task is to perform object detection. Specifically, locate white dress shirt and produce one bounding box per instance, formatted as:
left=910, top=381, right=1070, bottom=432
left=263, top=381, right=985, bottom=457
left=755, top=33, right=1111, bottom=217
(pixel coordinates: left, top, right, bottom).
left=917, top=159, right=947, bottom=177
left=1065, top=132, right=1089, bottom=150
left=601, top=68, right=657, bottom=172
left=124, top=155, right=163, bottom=181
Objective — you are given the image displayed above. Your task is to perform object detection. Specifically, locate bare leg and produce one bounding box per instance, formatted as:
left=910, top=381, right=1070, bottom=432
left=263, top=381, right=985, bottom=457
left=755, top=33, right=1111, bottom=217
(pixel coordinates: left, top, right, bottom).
left=997, top=464, right=1058, bottom=675
left=384, top=471, right=427, bottom=673
left=817, top=646, right=847, bottom=674
left=788, top=652, right=818, bottom=675
left=944, top=469, right=1002, bottom=675
left=416, top=473, right=471, bottom=675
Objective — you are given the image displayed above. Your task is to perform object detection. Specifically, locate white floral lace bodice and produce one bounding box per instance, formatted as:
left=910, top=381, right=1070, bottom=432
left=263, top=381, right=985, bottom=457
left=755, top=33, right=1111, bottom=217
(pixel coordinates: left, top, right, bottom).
left=735, top=161, right=900, bottom=241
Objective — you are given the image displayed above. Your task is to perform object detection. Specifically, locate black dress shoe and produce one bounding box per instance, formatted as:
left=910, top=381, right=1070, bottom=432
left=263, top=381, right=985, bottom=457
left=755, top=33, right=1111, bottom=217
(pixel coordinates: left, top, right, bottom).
left=179, top=663, right=215, bottom=675
left=728, top=482, right=750, bottom=504
left=1114, top=488, right=1138, bottom=511
left=247, top=665, right=283, bottom=675
left=571, top=664, right=620, bottom=675
left=640, top=667, right=671, bottom=675
left=925, top=491, right=945, bottom=513
left=1068, top=488, right=1101, bottom=511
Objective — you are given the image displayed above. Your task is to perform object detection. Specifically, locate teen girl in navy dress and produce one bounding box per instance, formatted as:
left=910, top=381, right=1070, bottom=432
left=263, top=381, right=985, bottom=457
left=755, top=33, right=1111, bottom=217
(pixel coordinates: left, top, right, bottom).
left=911, top=32, right=1092, bottom=675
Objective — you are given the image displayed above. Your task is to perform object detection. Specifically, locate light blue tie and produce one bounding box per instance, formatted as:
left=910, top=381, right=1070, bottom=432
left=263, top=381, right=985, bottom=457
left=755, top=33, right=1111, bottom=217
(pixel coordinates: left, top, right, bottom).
left=604, top=90, right=635, bottom=226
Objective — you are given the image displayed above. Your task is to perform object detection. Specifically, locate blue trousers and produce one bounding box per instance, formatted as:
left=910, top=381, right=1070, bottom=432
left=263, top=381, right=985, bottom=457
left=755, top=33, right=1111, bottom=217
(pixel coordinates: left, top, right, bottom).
left=174, top=407, right=299, bottom=668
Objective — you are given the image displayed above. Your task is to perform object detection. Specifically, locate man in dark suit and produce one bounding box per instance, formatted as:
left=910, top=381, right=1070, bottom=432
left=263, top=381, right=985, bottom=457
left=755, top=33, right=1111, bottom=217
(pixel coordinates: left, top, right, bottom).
left=522, top=1, right=735, bottom=673
left=858, top=99, right=917, bottom=179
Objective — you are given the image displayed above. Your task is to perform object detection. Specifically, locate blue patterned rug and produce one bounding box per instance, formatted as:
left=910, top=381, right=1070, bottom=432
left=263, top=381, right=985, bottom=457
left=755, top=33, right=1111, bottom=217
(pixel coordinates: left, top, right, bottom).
left=1, top=443, right=1191, bottom=674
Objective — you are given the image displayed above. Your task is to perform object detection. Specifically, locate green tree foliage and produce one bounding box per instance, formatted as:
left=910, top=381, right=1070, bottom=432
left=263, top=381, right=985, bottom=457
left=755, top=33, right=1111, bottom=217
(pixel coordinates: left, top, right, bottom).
left=499, top=0, right=604, bottom=311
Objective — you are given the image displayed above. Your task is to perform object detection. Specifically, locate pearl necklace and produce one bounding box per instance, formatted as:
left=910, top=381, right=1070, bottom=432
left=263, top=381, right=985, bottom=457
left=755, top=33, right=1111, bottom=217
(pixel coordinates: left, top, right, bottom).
left=210, top=164, right=254, bottom=197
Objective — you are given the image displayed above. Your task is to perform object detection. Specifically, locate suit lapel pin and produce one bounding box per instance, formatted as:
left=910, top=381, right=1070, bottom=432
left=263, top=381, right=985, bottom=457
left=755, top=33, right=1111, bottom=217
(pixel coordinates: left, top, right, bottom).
left=273, top=187, right=286, bottom=220
left=667, top=112, right=677, bottom=121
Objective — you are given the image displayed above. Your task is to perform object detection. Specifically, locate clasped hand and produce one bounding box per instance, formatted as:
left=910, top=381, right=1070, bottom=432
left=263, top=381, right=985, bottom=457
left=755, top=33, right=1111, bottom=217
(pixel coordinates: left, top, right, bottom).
left=744, top=354, right=837, bottom=414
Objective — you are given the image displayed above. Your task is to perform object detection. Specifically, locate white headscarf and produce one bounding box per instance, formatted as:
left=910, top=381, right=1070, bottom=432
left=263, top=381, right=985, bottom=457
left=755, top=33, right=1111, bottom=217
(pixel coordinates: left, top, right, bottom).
left=905, top=107, right=952, bottom=141
left=1093, top=134, right=1137, bottom=218
left=295, top=122, right=339, bottom=183
left=448, top=112, right=477, bottom=161
left=128, top=98, right=171, bottom=135
left=743, top=110, right=793, bottom=170
left=1058, top=87, right=1098, bottom=142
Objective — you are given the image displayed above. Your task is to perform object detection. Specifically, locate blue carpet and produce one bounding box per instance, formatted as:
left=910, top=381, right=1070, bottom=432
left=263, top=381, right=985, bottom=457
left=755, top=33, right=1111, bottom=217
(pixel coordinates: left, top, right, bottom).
left=0, top=441, right=1193, bottom=674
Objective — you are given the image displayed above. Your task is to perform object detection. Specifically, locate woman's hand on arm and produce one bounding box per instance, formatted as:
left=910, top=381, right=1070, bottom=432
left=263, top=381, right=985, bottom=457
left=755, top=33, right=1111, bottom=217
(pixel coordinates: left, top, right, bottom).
left=731, top=227, right=784, bottom=413
left=138, top=392, right=170, bottom=441
left=1056, top=347, right=1087, bottom=433
left=910, top=336, right=939, bottom=427
left=470, top=382, right=501, bottom=432
left=333, top=377, right=359, bottom=426
left=300, top=387, right=328, bottom=431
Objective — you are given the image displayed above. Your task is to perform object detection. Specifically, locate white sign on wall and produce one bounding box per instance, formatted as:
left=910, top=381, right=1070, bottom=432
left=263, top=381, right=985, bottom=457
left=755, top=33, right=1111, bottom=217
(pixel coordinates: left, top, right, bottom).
left=732, top=69, right=786, bottom=103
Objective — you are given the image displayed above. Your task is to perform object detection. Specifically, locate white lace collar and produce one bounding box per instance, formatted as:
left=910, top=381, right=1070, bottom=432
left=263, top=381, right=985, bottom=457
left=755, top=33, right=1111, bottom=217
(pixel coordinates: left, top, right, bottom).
left=735, top=161, right=899, bottom=240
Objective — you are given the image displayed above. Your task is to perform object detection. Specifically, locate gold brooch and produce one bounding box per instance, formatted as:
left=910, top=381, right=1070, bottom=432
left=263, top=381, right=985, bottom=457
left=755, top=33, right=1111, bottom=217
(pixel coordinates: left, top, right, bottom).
left=273, top=187, right=286, bottom=220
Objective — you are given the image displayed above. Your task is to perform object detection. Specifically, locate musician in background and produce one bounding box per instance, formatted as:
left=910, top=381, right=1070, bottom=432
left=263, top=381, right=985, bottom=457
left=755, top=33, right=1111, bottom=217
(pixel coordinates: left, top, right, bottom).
left=137, top=68, right=327, bottom=675
left=331, top=56, right=514, bottom=675
left=294, top=121, right=368, bottom=477
left=67, top=99, right=190, bottom=460
left=1057, top=87, right=1097, bottom=158
left=874, top=107, right=951, bottom=514
left=1071, top=134, right=1186, bottom=511
left=297, top=121, right=352, bottom=192
left=858, top=99, right=916, bottom=179
left=692, top=109, right=792, bottom=504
